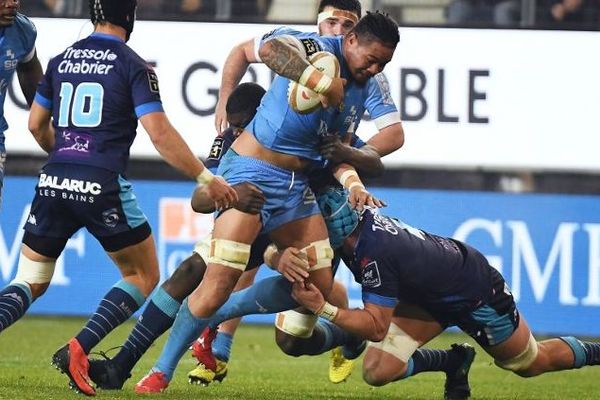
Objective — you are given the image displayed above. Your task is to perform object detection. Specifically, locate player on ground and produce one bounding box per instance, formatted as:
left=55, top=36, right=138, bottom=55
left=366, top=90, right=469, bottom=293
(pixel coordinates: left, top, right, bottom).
left=133, top=11, right=401, bottom=393
left=194, top=0, right=404, bottom=385
left=292, top=188, right=600, bottom=399
left=0, top=0, right=43, bottom=205
left=0, top=0, right=236, bottom=396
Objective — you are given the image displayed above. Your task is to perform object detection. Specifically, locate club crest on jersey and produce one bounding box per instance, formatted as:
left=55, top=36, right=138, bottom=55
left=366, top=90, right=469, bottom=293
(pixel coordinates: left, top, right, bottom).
left=361, top=261, right=382, bottom=288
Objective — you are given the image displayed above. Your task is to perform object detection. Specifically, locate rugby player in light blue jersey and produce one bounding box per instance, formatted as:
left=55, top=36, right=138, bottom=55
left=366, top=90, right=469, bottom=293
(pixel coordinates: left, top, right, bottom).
left=0, top=0, right=236, bottom=396
left=133, top=11, right=400, bottom=394
left=0, top=0, right=43, bottom=206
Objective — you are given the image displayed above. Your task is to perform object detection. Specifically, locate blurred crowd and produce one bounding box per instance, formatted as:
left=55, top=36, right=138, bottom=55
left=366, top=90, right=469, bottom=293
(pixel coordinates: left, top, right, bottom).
left=19, top=0, right=600, bottom=29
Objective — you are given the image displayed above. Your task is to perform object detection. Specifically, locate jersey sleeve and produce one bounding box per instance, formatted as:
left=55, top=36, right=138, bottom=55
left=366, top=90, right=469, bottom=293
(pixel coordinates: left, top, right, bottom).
left=350, top=133, right=366, bottom=148
left=129, top=60, right=163, bottom=118
left=254, top=27, right=331, bottom=61
left=15, top=13, right=37, bottom=63
left=360, top=258, right=400, bottom=309
left=205, top=129, right=236, bottom=173
left=365, top=73, right=401, bottom=130
left=33, top=59, right=54, bottom=110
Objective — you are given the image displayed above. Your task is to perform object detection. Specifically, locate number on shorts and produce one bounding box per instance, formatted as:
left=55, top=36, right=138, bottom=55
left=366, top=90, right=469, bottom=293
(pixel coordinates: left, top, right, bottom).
left=58, top=82, right=104, bottom=128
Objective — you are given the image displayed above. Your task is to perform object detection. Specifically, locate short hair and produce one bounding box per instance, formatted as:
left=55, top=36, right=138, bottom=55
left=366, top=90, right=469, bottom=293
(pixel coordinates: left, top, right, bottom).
left=317, top=0, right=362, bottom=18
left=226, top=82, right=266, bottom=121
left=350, top=11, right=400, bottom=49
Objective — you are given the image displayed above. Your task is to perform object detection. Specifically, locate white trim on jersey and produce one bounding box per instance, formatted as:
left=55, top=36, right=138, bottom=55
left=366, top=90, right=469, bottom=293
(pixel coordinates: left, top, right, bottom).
left=21, top=46, right=36, bottom=64
left=373, top=111, right=401, bottom=131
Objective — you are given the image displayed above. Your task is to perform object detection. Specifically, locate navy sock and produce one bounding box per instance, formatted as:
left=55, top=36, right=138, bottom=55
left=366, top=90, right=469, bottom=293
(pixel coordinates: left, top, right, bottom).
left=112, top=287, right=181, bottom=374
left=212, top=332, right=233, bottom=362
left=0, top=284, right=32, bottom=333
left=403, top=349, right=459, bottom=378
left=301, top=320, right=359, bottom=356
left=76, top=280, right=145, bottom=354
left=209, top=275, right=295, bottom=328
left=561, top=336, right=600, bottom=368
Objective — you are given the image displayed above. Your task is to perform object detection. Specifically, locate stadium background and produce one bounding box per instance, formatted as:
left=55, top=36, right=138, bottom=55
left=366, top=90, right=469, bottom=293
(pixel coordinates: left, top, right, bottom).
left=1, top=0, right=600, bottom=338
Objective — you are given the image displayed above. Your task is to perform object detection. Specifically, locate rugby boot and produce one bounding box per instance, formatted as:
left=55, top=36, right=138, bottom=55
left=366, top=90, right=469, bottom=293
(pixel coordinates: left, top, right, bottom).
left=188, top=358, right=228, bottom=386
left=51, top=338, right=96, bottom=396
left=191, top=326, right=218, bottom=371
left=88, top=356, right=130, bottom=390
left=444, top=343, right=476, bottom=400
left=329, top=346, right=354, bottom=384
left=135, top=370, right=169, bottom=394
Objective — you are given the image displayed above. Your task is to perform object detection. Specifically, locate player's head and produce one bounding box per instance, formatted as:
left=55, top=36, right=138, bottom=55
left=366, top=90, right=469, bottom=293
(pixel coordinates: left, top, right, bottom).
left=343, top=11, right=399, bottom=84
left=89, top=0, right=137, bottom=41
left=0, top=0, right=20, bottom=28
left=226, top=82, right=266, bottom=136
left=317, top=187, right=360, bottom=248
left=317, top=0, right=361, bottom=37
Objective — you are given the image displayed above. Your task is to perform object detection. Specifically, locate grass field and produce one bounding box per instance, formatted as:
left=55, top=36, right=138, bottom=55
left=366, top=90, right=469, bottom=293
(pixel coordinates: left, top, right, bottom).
left=0, top=316, right=598, bottom=400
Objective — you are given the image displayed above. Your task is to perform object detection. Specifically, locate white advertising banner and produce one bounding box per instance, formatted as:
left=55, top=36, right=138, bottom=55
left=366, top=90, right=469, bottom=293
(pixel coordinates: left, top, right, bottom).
left=4, top=19, right=600, bottom=172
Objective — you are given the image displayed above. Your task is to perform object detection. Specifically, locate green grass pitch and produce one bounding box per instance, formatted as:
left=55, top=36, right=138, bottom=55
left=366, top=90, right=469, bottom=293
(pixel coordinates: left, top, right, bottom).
left=0, top=316, right=598, bottom=399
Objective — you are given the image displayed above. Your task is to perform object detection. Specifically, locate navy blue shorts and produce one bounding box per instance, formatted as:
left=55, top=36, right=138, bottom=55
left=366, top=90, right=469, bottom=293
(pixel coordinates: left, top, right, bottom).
left=23, top=163, right=150, bottom=255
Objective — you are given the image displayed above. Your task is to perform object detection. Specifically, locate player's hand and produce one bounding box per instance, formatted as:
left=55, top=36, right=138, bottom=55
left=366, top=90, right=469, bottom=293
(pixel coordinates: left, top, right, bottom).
left=214, top=97, right=228, bottom=135
left=319, top=77, right=346, bottom=110
left=291, top=282, right=325, bottom=314
left=349, top=185, right=384, bottom=211
left=204, top=176, right=239, bottom=210
left=232, top=182, right=265, bottom=214
left=319, top=135, right=352, bottom=164
left=276, top=247, right=310, bottom=283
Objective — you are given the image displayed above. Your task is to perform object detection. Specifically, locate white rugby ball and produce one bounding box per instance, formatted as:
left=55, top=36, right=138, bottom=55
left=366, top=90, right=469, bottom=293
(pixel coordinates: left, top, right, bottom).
left=288, top=51, right=340, bottom=114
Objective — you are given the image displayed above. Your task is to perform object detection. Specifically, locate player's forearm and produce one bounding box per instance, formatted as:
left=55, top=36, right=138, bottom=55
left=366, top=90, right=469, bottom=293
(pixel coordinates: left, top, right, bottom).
left=333, top=163, right=365, bottom=190
left=327, top=307, right=389, bottom=342
left=17, top=55, right=43, bottom=107
left=259, top=38, right=311, bottom=82
left=219, top=45, right=252, bottom=104
left=345, top=145, right=384, bottom=177
left=191, top=186, right=217, bottom=214
left=30, top=122, right=55, bottom=153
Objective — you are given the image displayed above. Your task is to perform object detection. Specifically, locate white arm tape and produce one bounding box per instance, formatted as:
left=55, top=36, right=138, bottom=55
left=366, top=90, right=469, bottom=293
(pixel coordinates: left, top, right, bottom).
left=339, top=169, right=359, bottom=187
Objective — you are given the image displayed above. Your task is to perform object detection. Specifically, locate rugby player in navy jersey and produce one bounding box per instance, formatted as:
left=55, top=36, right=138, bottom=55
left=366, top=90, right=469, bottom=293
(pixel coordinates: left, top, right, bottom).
left=0, top=0, right=43, bottom=205
left=0, top=0, right=236, bottom=396
left=291, top=188, right=600, bottom=399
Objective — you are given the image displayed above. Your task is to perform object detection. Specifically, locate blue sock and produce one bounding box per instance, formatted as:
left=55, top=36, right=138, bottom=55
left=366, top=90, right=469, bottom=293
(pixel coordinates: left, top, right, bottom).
left=154, top=298, right=210, bottom=381
left=209, top=275, right=295, bottom=328
left=0, top=284, right=32, bottom=333
left=400, top=349, right=458, bottom=379
left=212, top=332, right=233, bottom=362
left=112, top=287, right=181, bottom=375
left=561, top=336, right=600, bottom=368
left=76, top=280, right=145, bottom=354
left=313, top=320, right=361, bottom=355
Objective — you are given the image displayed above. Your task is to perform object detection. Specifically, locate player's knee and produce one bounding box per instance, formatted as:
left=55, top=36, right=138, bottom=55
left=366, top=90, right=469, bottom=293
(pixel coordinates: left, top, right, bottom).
left=362, top=367, right=391, bottom=387
left=274, top=310, right=319, bottom=357
left=495, top=333, right=539, bottom=376
left=162, top=253, right=206, bottom=300
left=275, top=334, right=305, bottom=357
left=11, top=253, right=56, bottom=300
left=207, top=238, right=251, bottom=272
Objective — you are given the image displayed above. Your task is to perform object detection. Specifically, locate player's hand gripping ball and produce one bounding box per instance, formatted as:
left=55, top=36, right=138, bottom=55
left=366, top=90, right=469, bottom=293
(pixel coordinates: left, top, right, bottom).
left=288, top=51, right=340, bottom=114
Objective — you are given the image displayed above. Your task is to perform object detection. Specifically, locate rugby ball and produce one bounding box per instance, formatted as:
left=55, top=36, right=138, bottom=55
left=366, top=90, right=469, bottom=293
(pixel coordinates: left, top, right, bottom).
left=288, top=51, right=340, bottom=114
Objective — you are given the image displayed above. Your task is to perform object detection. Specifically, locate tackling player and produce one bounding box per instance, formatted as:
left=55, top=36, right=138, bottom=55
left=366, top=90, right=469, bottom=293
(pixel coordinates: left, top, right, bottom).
left=0, top=0, right=236, bottom=396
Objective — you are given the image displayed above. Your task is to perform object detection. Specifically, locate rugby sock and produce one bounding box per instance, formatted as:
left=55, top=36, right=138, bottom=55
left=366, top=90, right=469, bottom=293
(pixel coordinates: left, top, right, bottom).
left=112, top=287, right=181, bottom=374
left=401, top=349, right=460, bottom=378
left=0, top=284, right=32, bottom=333
left=303, top=319, right=360, bottom=356
left=154, top=298, right=210, bottom=381
left=76, top=280, right=145, bottom=354
left=208, top=275, right=296, bottom=329
left=561, top=336, right=600, bottom=367
left=212, top=332, right=233, bottom=362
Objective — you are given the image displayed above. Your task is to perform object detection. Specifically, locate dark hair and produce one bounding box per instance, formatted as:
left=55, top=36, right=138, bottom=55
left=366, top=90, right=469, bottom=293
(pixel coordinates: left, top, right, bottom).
left=317, top=0, right=362, bottom=18
left=350, top=11, right=399, bottom=49
left=89, top=0, right=137, bottom=37
left=226, top=82, right=266, bottom=123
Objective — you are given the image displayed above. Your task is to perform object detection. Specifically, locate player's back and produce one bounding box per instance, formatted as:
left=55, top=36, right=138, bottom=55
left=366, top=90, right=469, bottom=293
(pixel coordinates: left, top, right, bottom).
left=37, top=33, right=161, bottom=174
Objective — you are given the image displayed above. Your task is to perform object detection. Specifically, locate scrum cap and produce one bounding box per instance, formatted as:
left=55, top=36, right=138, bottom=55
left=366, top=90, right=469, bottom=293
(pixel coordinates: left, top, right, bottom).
left=317, top=187, right=360, bottom=248
left=89, top=0, right=137, bottom=40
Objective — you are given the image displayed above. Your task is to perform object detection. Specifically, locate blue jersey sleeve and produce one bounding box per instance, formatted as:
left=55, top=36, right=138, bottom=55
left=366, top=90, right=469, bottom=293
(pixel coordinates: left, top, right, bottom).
left=256, top=27, right=336, bottom=58
left=129, top=61, right=163, bottom=118
left=350, top=134, right=366, bottom=148
left=34, top=58, right=55, bottom=110
left=365, top=73, right=401, bottom=130
left=14, top=14, right=37, bottom=63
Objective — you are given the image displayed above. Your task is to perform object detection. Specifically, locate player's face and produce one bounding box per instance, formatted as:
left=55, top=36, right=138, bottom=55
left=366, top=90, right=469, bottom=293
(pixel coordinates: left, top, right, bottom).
left=228, top=112, right=254, bottom=137
left=318, top=7, right=357, bottom=36
left=344, top=33, right=395, bottom=84
left=0, top=0, right=19, bottom=27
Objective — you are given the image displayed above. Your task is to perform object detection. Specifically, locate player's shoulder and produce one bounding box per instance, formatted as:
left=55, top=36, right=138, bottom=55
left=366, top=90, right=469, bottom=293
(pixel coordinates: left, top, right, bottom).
left=14, top=13, right=37, bottom=35
left=8, top=13, right=37, bottom=51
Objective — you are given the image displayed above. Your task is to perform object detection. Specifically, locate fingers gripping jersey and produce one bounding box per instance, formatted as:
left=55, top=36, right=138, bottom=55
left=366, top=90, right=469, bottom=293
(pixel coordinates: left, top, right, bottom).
left=0, top=13, right=37, bottom=151
left=35, top=33, right=163, bottom=173
left=250, top=27, right=399, bottom=161
left=343, top=208, right=492, bottom=310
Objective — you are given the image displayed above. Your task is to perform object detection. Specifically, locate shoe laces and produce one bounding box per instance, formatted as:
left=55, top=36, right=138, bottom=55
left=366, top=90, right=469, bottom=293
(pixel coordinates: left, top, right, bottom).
left=89, top=346, right=123, bottom=361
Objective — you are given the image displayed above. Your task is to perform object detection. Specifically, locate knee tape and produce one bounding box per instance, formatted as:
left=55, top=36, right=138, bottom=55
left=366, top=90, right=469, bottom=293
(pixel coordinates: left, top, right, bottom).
left=366, top=322, right=419, bottom=363
left=10, top=253, right=56, bottom=286
left=301, top=239, right=334, bottom=271
left=193, top=234, right=211, bottom=260
left=275, top=310, right=318, bottom=338
left=207, top=238, right=251, bottom=271
left=495, top=333, right=539, bottom=371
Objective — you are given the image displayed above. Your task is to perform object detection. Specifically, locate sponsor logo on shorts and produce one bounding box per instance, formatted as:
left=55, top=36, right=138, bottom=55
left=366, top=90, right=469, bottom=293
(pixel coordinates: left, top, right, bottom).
left=38, top=173, right=102, bottom=195
left=27, top=214, right=37, bottom=226
left=361, top=261, right=382, bottom=288
left=303, top=187, right=316, bottom=204
left=102, top=208, right=120, bottom=228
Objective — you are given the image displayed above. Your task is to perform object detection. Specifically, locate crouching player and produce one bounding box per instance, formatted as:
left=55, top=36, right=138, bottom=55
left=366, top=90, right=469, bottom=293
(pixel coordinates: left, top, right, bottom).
left=291, top=188, right=600, bottom=399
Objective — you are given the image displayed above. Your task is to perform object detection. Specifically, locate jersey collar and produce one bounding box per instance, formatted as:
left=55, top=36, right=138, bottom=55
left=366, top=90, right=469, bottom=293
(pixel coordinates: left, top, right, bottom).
left=90, top=32, right=125, bottom=43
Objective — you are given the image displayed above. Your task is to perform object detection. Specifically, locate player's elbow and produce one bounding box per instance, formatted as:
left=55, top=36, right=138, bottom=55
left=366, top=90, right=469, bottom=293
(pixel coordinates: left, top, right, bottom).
left=257, top=40, right=273, bottom=61
left=368, top=329, right=387, bottom=343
